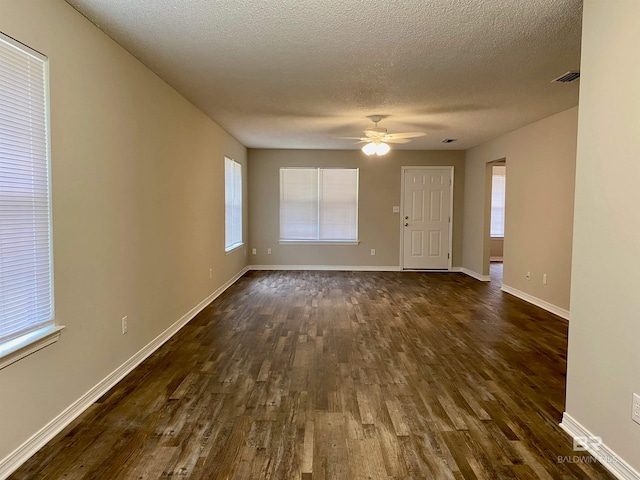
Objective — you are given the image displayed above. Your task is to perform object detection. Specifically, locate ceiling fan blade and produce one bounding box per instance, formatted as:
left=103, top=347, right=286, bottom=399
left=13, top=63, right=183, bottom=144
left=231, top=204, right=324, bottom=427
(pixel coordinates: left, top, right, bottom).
left=336, top=136, right=367, bottom=140
left=384, top=138, right=412, bottom=144
left=387, top=132, right=426, bottom=139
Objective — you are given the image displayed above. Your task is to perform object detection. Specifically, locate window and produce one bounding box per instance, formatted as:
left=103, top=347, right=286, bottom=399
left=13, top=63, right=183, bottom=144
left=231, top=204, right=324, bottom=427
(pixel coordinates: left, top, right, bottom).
left=224, top=157, right=242, bottom=251
left=280, top=167, right=359, bottom=243
left=0, top=33, right=59, bottom=369
left=490, top=166, right=506, bottom=237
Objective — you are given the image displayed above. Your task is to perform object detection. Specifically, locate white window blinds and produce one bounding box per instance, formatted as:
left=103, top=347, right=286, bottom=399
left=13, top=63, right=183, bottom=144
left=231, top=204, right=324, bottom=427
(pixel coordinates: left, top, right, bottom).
left=224, top=157, right=242, bottom=251
left=280, top=168, right=358, bottom=242
left=490, top=167, right=506, bottom=237
left=0, top=33, right=54, bottom=345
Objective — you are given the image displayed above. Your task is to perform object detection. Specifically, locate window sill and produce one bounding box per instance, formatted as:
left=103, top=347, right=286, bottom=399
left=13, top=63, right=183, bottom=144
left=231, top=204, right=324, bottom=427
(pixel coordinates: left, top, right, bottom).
left=0, top=325, right=65, bottom=370
left=225, top=242, right=244, bottom=255
left=279, top=240, right=360, bottom=246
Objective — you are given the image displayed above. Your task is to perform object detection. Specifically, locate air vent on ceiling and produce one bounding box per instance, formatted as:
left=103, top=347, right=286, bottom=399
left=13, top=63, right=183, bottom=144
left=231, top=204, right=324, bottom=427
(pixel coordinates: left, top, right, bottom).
left=442, top=138, right=457, bottom=144
left=552, top=71, right=580, bottom=83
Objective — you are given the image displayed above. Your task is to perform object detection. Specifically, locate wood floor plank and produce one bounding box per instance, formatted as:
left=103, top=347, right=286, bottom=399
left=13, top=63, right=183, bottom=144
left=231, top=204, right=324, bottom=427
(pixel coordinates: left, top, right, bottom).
left=314, top=412, right=348, bottom=480
left=9, top=267, right=617, bottom=479
left=385, top=398, right=411, bottom=437
left=375, top=423, right=408, bottom=477
left=301, top=420, right=315, bottom=475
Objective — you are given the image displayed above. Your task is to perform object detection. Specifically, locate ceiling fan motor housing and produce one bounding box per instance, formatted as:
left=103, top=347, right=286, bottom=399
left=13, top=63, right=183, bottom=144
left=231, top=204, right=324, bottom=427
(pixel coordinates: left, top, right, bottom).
left=364, top=127, right=388, bottom=137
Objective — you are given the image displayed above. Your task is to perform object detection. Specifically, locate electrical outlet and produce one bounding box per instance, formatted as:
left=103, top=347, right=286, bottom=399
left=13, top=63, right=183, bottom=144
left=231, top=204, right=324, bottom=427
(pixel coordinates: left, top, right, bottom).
left=526, top=271, right=531, bottom=280
left=632, top=393, right=640, bottom=425
left=267, top=248, right=272, bottom=255
left=121, top=316, right=128, bottom=335
left=543, top=274, right=547, bottom=285
left=371, top=249, right=376, bottom=256
left=252, top=248, right=257, bottom=255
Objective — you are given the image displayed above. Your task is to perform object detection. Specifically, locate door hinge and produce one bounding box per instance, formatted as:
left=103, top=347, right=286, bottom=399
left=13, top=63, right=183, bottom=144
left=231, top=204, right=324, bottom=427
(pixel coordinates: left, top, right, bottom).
left=449, top=179, right=452, bottom=186
left=449, top=216, right=451, bottom=223
left=448, top=253, right=450, bottom=259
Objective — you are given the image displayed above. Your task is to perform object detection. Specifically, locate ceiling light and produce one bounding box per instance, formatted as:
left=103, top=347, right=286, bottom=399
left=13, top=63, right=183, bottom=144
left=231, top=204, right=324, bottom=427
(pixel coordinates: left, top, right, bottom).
left=375, top=142, right=390, bottom=155
left=362, top=142, right=377, bottom=155
left=362, top=141, right=390, bottom=156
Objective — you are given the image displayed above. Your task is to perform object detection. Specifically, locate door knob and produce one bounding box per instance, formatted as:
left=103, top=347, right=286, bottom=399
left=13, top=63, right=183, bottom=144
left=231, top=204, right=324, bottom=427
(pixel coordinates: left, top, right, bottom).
left=404, top=223, right=409, bottom=227
left=404, top=216, right=409, bottom=220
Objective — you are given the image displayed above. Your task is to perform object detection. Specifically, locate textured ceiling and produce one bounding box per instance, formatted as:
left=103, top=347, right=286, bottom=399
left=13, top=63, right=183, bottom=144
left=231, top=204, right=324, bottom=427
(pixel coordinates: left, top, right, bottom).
left=64, top=0, right=582, bottom=150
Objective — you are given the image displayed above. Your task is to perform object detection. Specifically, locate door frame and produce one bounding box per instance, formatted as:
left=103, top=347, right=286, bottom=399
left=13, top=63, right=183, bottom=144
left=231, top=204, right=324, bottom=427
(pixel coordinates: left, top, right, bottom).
left=400, top=166, right=455, bottom=271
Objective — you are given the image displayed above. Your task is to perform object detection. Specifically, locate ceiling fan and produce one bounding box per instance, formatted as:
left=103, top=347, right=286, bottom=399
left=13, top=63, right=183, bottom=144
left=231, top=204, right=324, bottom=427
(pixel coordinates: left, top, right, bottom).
left=341, top=115, right=426, bottom=156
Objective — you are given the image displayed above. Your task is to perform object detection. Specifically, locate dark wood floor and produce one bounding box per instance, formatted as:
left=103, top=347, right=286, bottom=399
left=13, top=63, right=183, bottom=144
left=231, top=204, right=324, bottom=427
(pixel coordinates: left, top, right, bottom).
left=11, top=267, right=615, bottom=479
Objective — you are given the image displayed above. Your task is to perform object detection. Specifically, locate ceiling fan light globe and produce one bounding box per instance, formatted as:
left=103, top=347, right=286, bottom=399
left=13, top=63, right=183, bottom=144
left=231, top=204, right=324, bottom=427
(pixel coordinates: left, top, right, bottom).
left=362, top=142, right=377, bottom=155
left=375, top=142, right=391, bottom=155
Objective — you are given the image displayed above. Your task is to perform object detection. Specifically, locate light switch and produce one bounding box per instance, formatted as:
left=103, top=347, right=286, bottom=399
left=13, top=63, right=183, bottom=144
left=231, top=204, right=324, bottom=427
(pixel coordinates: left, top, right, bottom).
left=393, top=206, right=400, bottom=213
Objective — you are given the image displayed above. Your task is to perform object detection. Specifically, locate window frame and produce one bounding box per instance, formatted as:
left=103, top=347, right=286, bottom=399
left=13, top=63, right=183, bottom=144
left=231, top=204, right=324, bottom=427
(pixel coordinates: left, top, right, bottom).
left=224, top=157, right=243, bottom=253
left=490, top=167, right=506, bottom=238
left=279, top=167, right=360, bottom=245
left=0, top=32, right=62, bottom=370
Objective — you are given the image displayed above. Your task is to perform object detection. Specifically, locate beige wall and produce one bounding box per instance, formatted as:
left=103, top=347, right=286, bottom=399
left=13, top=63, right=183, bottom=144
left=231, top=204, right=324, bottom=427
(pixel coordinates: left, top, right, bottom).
left=565, top=0, right=640, bottom=471
left=492, top=165, right=506, bottom=175
left=490, top=237, right=504, bottom=260
left=248, top=149, right=465, bottom=268
left=0, top=0, right=247, bottom=463
left=463, top=108, right=577, bottom=310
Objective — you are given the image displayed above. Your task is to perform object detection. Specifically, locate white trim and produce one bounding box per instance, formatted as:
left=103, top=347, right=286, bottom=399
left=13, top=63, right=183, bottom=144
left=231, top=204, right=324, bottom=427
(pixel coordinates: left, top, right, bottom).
left=279, top=240, right=360, bottom=246
left=490, top=256, right=503, bottom=262
left=249, top=265, right=401, bottom=272
left=460, top=268, right=491, bottom=282
left=0, top=266, right=250, bottom=480
left=249, top=265, right=471, bottom=273
left=0, top=32, right=47, bottom=61
left=224, top=242, right=244, bottom=254
left=501, top=284, right=570, bottom=320
left=402, top=268, right=450, bottom=272
left=400, top=166, right=454, bottom=271
left=559, top=413, right=640, bottom=480
left=0, top=325, right=65, bottom=371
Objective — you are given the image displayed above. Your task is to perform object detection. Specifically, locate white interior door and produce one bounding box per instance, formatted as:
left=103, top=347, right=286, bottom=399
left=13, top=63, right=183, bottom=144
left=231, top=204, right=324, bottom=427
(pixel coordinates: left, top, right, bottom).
left=402, top=168, right=452, bottom=269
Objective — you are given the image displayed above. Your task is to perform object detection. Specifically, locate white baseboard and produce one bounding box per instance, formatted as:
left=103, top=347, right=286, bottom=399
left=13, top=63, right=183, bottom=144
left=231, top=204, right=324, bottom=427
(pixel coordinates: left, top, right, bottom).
left=501, top=284, right=570, bottom=320
left=490, top=256, right=503, bottom=262
left=460, top=267, right=491, bottom=282
left=560, top=413, right=640, bottom=480
left=249, top=264, right=402, bottom=271
left=250, top=265, right=467, bottom=273
left=0, top=265, right=250, bottom=480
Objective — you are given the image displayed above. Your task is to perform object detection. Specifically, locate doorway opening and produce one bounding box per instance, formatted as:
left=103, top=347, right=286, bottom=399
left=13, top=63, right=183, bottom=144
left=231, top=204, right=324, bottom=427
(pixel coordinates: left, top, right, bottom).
left=487, top=161, right=506, bottom=285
